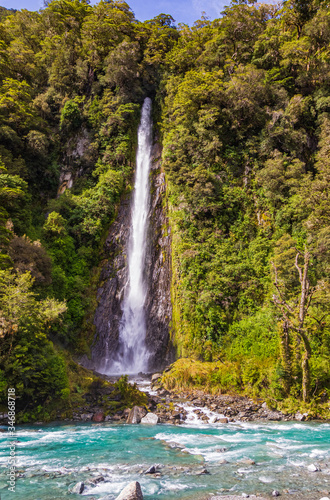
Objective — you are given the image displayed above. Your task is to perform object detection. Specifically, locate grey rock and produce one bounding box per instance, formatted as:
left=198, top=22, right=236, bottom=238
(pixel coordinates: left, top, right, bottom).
left=239, top=458, right=255, bottom=465
left=126, top=406, right=147, bottom=424
left=144, top=465, right=156, bottom=474
left=140, top=413, right=159, bottom=425
left=242, top=494, right=249, bottom=498
left=272, top=491, right=280, bottom=497
left=71, top=482, right=84, bottom=494
left=295, top=411, right=309, bottom=421
left=197, top=468, right=210, bottom=475
left=80, top=413, right=93, bottom=421
left=115, top=481, right=143, bottom=500
left=151, top=373, right=162, bottom=383
left=307, top=463, right=321, bottom=472
left=92, top=476, right=104, bottom=484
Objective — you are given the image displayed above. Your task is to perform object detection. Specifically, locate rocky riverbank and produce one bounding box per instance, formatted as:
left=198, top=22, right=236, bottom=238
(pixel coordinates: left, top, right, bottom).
left=63, top=372, right=313, bottom=425
left=0, top=371, right=320, bottom=426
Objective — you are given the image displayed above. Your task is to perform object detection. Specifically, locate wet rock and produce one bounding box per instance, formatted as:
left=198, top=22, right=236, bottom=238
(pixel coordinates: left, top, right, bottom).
left=92, top=411, right=105, bottom=422
left=272, top=491, right=280, bottom=497
left=151, top=373, right=162, bottom=383
left=239, top=458, right=255, bottom=465
left=115, top=481, right=143, bottom=500
left=144, top=465, right=156, bottom=474
left=242, top=494, right=249, bottom=498
left=91, top=476, right=105, bottom=484
left=307, top=463, right=321, bottom=472
left=140, top=413, right=159, bottom=425
left=127, top=406, right=147, bottom=424
left=71, top=482, right=84, bottom=494
left=197, top=468, right=210, bottom=475
left=218, top=417, right=229, bottom=423
left=295, top=411, right=309, bottom=421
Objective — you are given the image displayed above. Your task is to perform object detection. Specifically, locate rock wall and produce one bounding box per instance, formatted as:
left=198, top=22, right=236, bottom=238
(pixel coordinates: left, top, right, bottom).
left=86, top=142, right=174, bottom=373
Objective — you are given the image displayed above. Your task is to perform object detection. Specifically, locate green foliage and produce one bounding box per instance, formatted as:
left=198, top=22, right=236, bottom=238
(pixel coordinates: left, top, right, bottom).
left=161, top=0, right=330, bottom=403
left=114, top=375, right=148, bottom=407
left=0, top=269, right=68, bottom=409
left=60, top=99, right=81, bottom=131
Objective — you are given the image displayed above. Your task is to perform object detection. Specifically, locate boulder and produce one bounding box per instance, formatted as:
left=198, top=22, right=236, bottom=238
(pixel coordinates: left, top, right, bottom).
left=140, top=413, right=159, bottom=425
left=80, top=413, right=93, bottom=421
left=115, top=481, right=143, bottom=500
left=144, top=465, right=156, bottom=474
left=126, top=406, right=147, bottom=424
left=151, top=373, right=162, bottom=383
left=218, top=417, right=228, bottom=424
left=295, top=411, right=309, bottom=421
left=307, top=463, right=321, bottom=472
left=272, top=491, right=280, bottom=497
left=71, top=482, right=84, bottom=494
left=92, top=411, right=105, bottom=422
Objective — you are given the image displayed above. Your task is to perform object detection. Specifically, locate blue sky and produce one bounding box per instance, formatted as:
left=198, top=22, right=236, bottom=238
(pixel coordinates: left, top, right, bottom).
left=1, top=0, right=230, bottom=25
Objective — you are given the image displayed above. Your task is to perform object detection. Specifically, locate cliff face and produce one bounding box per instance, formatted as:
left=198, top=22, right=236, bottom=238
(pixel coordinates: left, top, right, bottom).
left=86, top=143, right=174, bottom=373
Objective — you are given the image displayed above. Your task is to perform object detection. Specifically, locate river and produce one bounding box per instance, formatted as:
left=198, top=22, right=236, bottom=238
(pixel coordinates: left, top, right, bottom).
left=1, top=419, right=330, bottom=499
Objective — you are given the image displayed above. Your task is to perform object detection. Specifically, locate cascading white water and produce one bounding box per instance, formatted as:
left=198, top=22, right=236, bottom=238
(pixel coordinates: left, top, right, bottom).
left=111, top=97, right=152, bottom=373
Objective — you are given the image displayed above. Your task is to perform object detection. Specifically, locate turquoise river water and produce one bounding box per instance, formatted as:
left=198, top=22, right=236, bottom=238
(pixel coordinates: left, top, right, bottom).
left=0, top=420, right=330, bottom=499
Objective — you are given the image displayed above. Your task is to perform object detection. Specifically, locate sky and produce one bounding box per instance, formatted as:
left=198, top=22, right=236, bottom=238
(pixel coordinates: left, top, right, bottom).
left=0, top=0, right=230, bottom=26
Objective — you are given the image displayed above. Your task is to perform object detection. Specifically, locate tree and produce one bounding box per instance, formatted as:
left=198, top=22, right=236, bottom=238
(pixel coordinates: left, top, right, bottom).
left=272, top=244, right=314, bottom=401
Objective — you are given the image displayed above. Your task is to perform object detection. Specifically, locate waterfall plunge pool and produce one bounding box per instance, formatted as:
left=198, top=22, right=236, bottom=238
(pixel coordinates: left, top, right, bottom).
left=1, top=420, right=330, bottom=499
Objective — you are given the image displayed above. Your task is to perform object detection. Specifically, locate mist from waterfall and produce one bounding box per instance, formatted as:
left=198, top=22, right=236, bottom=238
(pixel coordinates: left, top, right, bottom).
left=109, top=97, right=152, bottom=374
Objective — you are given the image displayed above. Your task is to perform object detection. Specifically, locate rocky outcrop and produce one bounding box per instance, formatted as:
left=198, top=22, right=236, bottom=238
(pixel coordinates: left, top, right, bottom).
left=58, top=128, right=97, bottom=195
left=115, top=481, right=143, bottom=500
left=85, top=142, right=174, bottom=373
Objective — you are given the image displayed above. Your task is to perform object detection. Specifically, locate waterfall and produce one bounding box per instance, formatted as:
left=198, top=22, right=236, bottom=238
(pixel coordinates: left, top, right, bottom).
left=111, top=97, right=152, bottom=374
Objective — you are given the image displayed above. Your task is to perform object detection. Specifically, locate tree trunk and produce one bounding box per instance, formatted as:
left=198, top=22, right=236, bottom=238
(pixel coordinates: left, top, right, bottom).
left=299, top=330, right=312, bottom=402
left=280, top=320, right=292, bottom=395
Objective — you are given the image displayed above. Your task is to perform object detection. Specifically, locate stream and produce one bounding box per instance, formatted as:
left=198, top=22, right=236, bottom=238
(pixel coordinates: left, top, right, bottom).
left=1, top=418, right=330, bottom=499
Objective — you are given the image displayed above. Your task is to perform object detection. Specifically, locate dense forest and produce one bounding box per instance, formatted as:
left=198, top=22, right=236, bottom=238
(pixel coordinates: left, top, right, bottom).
left=0, top=0, right=329, bottom=419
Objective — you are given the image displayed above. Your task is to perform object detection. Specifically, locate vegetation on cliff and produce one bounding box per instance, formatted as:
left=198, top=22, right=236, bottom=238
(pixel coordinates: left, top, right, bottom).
left=161, top=0, right=330, bottom=407
left=0, top=0, right=329, bottom=412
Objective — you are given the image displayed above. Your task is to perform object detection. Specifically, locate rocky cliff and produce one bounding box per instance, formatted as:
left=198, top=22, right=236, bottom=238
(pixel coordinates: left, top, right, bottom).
left=85, top=143, right=174, bottom=373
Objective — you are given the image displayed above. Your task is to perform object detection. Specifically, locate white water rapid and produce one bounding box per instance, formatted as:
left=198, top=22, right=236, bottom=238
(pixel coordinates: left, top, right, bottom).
left=111, top=97, right=152, bottom=374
